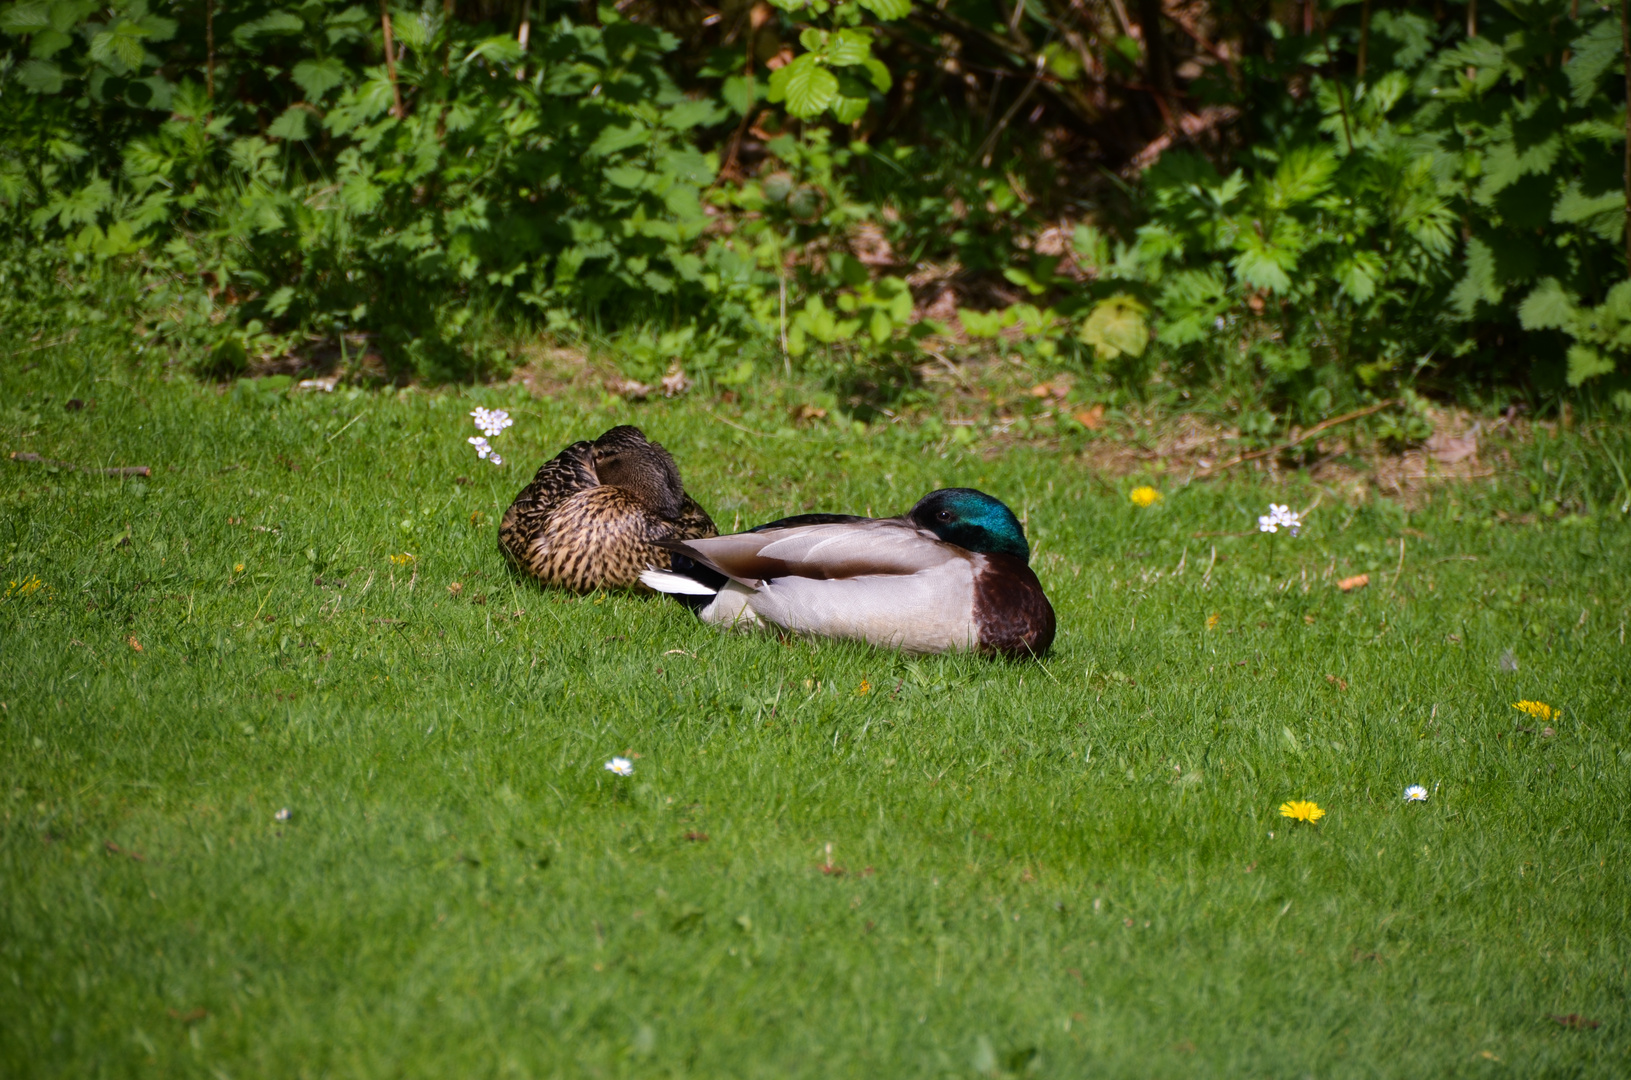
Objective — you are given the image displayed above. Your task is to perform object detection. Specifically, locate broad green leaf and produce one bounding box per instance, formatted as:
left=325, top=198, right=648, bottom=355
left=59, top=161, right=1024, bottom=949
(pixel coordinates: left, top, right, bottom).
left=603, top=166, right=647, bottom=189
left=779, top=55, right=838, bottom=119
left=829, top=93, right=867, bottom=123
left=862, top=57, right=892, bottom=92
left=827, top=29, right=871, bottom=67
left=15, top=58, right=62, bottom=93
left=29, top=27, right=71, bottom=58
left=463, top=35, right=523, bottom=65
left=722, top=74, right=757, bottom=116
left=589, top=123, right=649, bottom=156
left=1040, top=41, right=1081, bottom=81
left=1566, top=345, right=1615, bottom=387
left=869, top=309, right=892, bottom=343
left=267, top=105, right=311, bottom=141
left=291, top=57, right=347, bottom=100
left=1078, top=294, right=1149, bottom=360
left=1516, top=278, right=1576, bottom=332
left=858, top=0, right=912, bottom=19
left=137, top=14, right=177, bottom=42
left=958, top=307, right=1003, bottom=339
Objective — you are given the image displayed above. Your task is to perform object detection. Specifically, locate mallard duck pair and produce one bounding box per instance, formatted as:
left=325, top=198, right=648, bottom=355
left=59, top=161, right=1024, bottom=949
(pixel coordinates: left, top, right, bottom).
left=501, top=427, right=1054, bottom=657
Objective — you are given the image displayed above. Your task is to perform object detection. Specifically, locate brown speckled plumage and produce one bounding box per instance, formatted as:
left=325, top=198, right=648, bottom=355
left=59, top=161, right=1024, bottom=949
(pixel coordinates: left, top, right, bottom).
left=499, top=426, right=716, bottom=591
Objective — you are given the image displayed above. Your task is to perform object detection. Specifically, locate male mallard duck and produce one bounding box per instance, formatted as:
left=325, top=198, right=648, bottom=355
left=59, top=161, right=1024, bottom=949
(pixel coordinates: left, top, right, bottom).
left=639, top=488, right=1055, bottom=657
left=499, top=425, right=717, bottom=591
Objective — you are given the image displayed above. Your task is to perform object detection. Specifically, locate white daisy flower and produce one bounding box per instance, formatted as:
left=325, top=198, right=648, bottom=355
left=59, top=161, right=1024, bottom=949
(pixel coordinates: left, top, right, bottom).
left=470, top=408, right=513, bottom=438
left=1257, top=503, right=1303, bottom=536
left=1403, top=785, right=1429, bottom=802
left=604, top=757, right=634, bottom=777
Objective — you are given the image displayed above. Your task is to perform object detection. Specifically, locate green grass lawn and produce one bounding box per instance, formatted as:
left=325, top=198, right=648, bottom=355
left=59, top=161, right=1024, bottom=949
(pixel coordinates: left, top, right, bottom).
left=3, top=344, right=1629, bottom=1078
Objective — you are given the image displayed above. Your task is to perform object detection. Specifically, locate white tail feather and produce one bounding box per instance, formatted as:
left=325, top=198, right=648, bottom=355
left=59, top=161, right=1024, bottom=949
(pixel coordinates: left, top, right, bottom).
left=639, top=568, right=717, bottom=596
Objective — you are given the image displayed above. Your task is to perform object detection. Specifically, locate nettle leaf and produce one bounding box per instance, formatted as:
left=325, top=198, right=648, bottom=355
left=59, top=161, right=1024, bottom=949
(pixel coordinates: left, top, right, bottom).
left=1552, top=181, right=1623, bottom=242
left=291, top=57, right=347, bottom=100
left=664, top=98, right=728, bottom=131
left=15, top=58, right=63, bottom=93
left=1566, top=16, right=1621, bottom=108
left=89, top=20, right=148, bottom=72
left=1269, top=144, right=1336, bottom=207
left=54, top=178, right=113, bottom=227
left=267, top=105, right=311, bottom=141
left=233, top=9, right=305, bottom=48
left=1336, top=250, right=1383, bottom=304
left=0, top=2, right=51, bottom=33
left=1449, top=236, right=1501, bottom=317
left=1230, top=230, right=1296, bottom=295
left=341, top=171, right=382, bottom=214
left=1566, top=345, right=1615, bottom=387
left=1517, top=278, right=1577, bottom=332
left=1079, top=294, right=1149, bottom=360
left=858, top=0, right=912, bottom=20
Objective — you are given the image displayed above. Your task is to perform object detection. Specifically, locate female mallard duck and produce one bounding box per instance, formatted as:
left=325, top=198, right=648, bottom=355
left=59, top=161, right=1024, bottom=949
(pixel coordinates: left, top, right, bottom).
left=499, top=425, right=717, bottom=592
left=639, top=488, right=1055, bottom=657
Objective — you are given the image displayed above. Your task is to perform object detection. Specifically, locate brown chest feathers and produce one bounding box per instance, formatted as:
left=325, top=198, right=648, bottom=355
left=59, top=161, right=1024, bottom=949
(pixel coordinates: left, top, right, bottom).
left=498, top=425, right=716, bottom=592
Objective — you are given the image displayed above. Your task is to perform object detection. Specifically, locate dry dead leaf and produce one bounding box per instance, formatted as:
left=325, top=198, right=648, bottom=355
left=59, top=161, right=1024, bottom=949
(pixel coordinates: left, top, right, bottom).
left=1338, top=573, right=1370, bottom=592
left=1073, top=404, right=1106, bottom=429
left=127, top=636, right=143, bottom=652
left=1427, top=428, right=1479, bottom=465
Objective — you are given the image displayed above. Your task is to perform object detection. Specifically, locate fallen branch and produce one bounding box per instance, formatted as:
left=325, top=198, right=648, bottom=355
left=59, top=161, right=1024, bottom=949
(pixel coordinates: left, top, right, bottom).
left=1198, top=399, right=1399, bottom=475
left=10, top=452, right=151, bottom=477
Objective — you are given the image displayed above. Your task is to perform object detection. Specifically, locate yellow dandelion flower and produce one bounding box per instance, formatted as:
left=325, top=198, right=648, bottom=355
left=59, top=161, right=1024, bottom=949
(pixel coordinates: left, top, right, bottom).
left=1205, top=613, right=1220, bottom=630
left=1512, top=700, right=1557, bottom=722
left=389, top=552, right=416, bottom=566
left=1279, top=799, right=1326, bottom=824
left=857, top=680, right=871, bottom=697
left=233, top=563, right=245, bottom=574
left=6, top=575, right=45, bottom=598
left=1129, top=486, right=1162, bottom=508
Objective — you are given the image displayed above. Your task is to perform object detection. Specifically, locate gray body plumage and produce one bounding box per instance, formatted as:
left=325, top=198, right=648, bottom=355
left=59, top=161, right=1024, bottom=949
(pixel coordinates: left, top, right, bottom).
left=641, top=519, right=983, bottom=653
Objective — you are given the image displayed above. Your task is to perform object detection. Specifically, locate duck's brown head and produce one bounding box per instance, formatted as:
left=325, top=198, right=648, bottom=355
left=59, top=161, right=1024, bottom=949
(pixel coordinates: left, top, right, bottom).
left=590, top=426, right=686, bottom=519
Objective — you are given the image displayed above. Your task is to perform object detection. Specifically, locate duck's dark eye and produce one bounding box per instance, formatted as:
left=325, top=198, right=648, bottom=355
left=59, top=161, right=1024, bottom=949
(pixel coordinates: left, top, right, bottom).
left=937, top=510, right=952, bottom=521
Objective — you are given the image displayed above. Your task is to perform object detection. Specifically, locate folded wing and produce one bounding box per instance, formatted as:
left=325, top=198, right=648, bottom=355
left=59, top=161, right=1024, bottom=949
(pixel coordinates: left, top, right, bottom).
left=665, top=519, right=955, bottom=586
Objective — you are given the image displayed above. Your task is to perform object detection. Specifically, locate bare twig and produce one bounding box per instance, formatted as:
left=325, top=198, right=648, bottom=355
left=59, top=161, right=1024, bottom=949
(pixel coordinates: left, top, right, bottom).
left=1198, top=399, right=1399, bottom=475
left=380, top=0, right=405, bottom=119
left=10, top=452, right=150, bottom=477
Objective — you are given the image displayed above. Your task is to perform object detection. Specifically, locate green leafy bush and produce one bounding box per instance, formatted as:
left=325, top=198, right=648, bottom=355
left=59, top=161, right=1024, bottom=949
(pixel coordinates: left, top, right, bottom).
left=1, top=0, right=744, bottom=379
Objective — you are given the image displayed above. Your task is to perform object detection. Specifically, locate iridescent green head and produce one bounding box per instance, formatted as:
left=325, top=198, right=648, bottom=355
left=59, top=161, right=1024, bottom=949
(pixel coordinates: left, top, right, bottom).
left=908, top=488, right=1030, bottom=562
